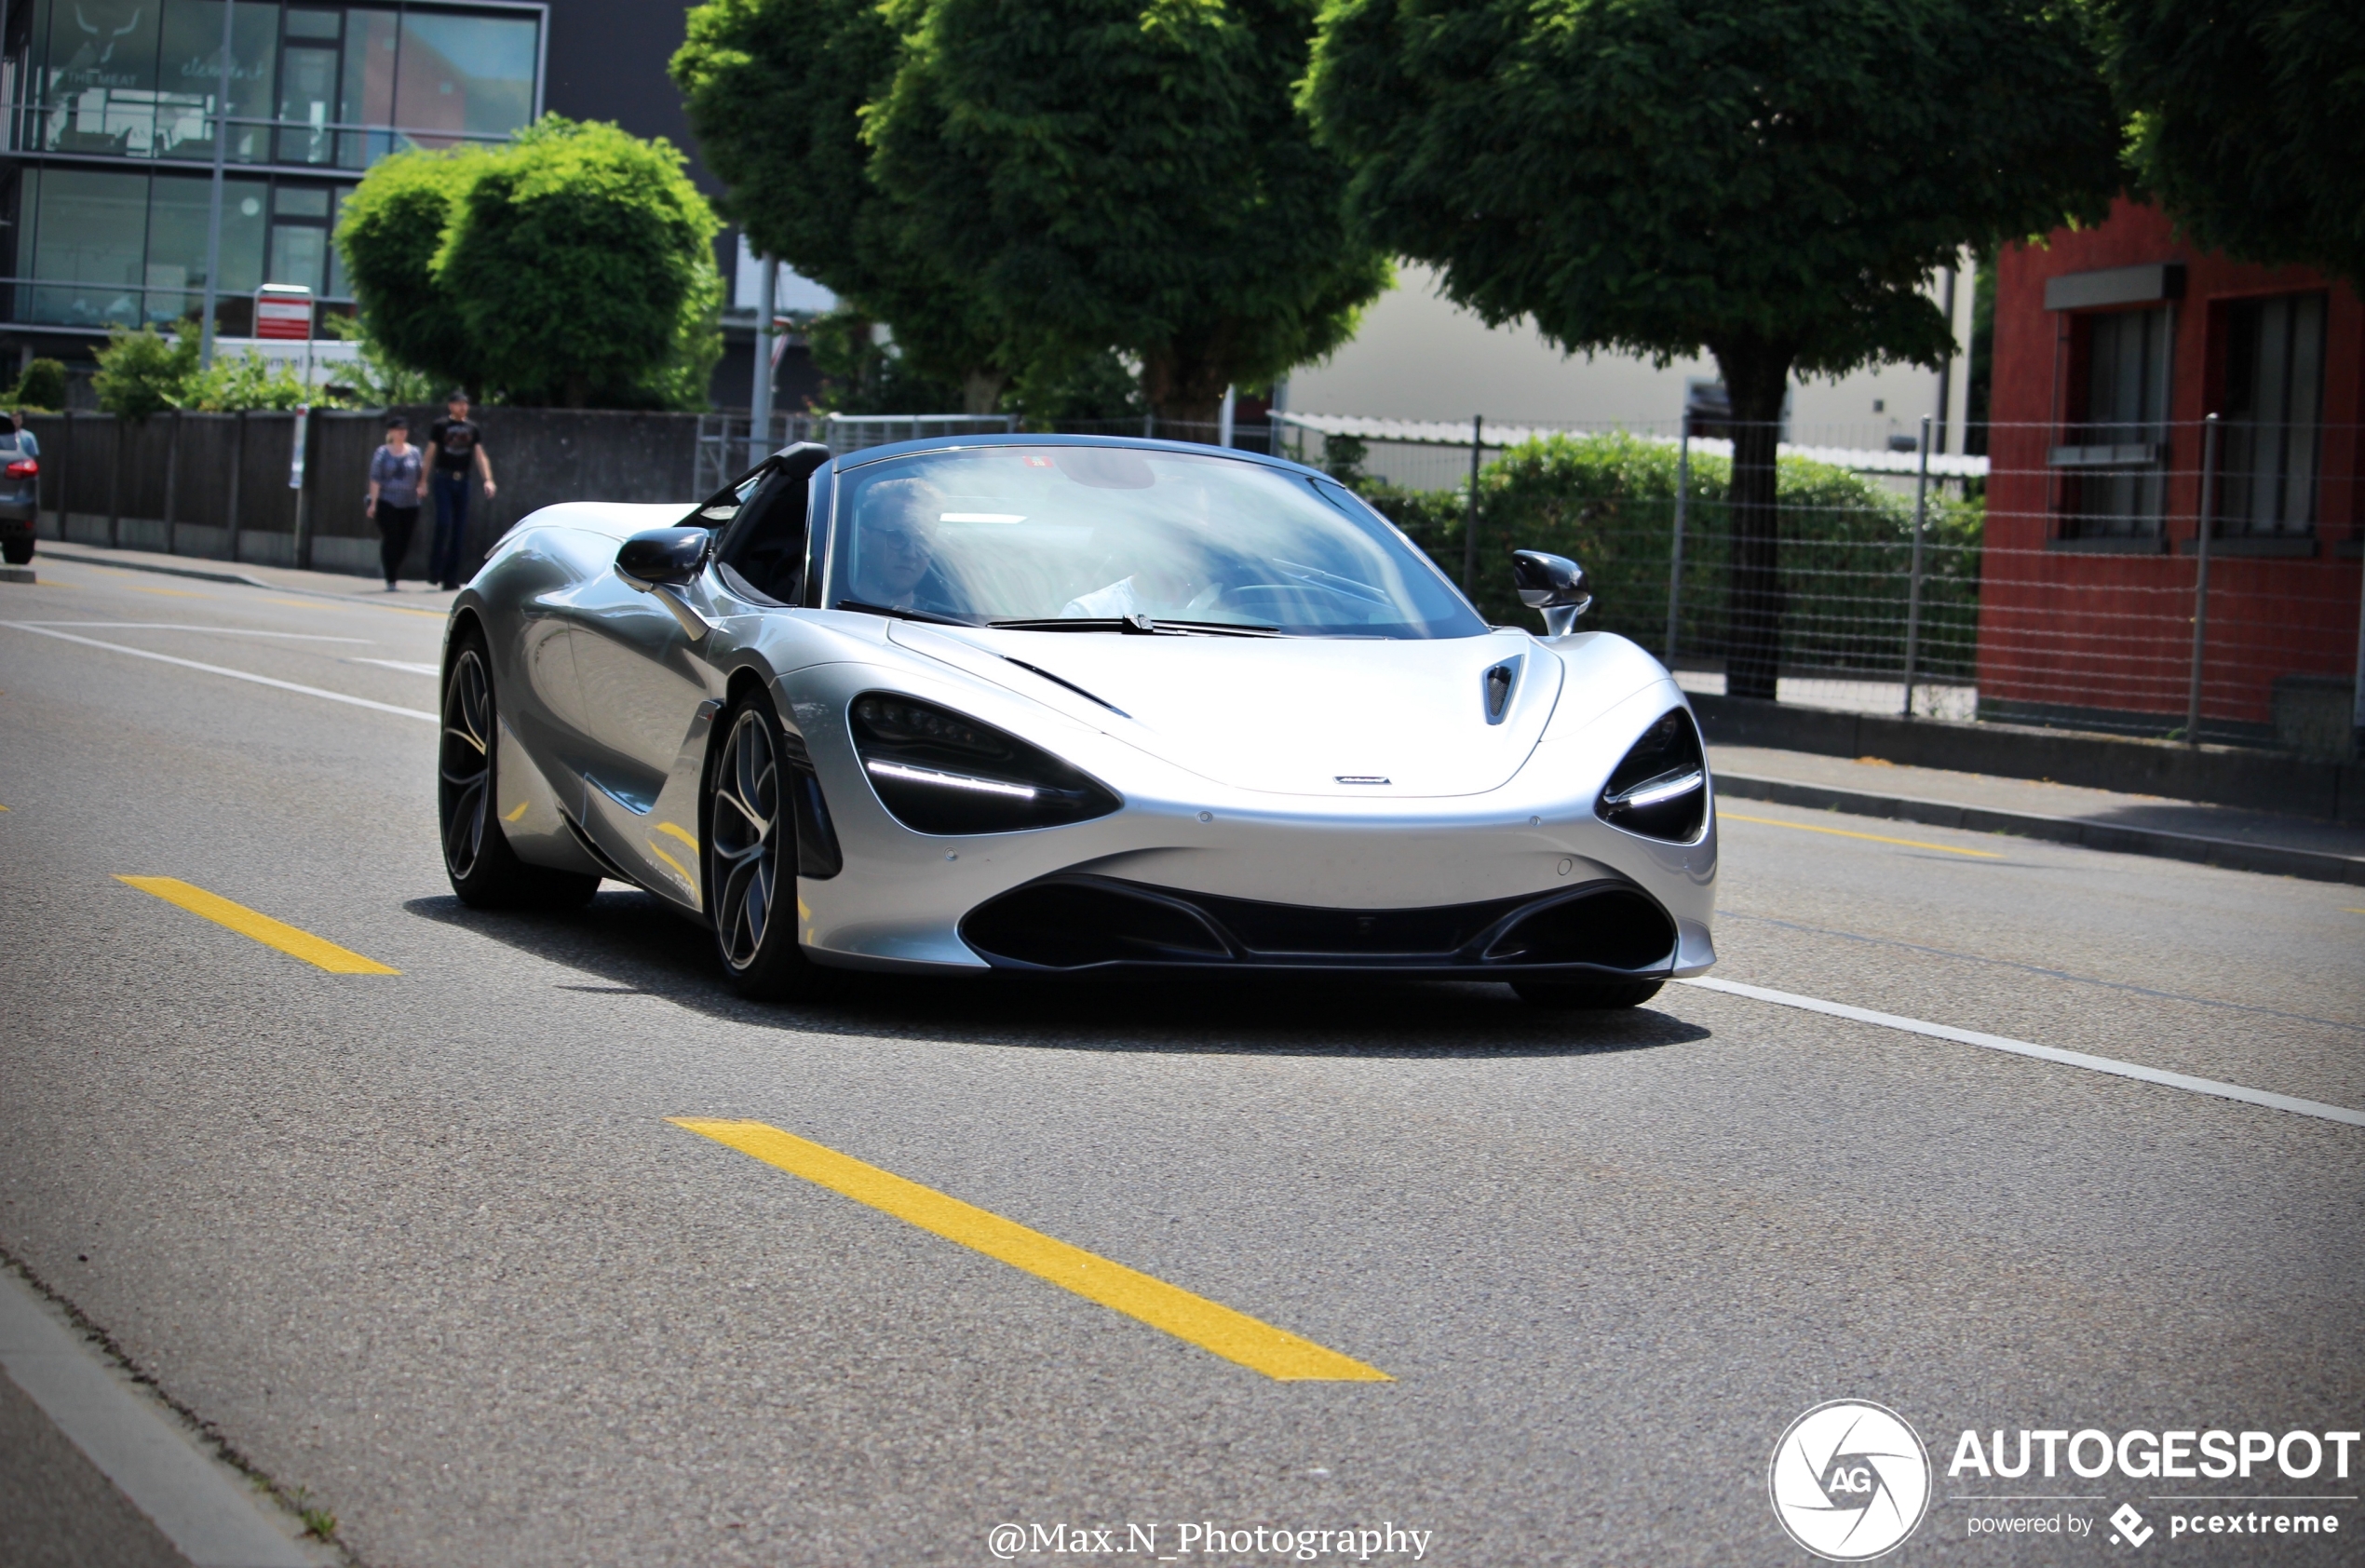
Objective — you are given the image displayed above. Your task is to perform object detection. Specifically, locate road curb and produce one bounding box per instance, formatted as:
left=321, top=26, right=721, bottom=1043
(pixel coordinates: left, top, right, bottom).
left=0, top=1262, right=327, bottom=1567
left=34, top=545, right=275, bottom=589
left=1716, top=773, right=2365, bottom=886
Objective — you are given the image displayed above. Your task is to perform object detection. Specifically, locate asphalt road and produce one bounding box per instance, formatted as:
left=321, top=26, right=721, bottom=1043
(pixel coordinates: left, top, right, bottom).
left=2, top=557, right=2359, bottom=1567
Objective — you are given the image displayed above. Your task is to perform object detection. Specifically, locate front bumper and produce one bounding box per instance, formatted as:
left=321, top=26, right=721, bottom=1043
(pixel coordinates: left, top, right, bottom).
left=783, top=661, right=1717, bottom=980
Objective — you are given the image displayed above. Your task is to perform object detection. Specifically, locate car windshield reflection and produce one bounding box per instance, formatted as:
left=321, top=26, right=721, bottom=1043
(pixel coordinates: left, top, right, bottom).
left=823, top=444, right=1485, bottom=640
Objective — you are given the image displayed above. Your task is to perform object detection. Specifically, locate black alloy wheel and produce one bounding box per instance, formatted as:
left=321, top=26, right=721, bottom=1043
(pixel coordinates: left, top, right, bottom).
left=1511, top=978, right=1666, bottom=1009
left=439, top=626, right=597, bottom=909
left=706, top=692, right=835, bottom=1000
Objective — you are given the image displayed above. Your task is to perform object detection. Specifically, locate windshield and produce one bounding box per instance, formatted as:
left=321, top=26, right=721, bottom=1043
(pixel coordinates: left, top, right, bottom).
left=821, top=444, right=1485, bottom=639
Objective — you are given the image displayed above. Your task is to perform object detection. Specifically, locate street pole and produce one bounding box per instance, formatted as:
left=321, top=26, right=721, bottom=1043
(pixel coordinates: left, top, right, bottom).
left=1461, top=413, right=1483, bottom=595
left=1665, top=413, right=1690, bottom=666
left=747, top=252, right=776, bottom=471
left=1901, top=414, right=1932, bottom=717
left=2185, top=412, right=2220, bottom=748
left=1218, top=385, right=1236, bottom=449
left=197, top=0, right=235, bottom=371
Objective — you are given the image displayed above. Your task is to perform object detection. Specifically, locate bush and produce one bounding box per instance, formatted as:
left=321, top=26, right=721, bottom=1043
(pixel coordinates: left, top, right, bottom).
left=1364, top=433, right=1983, bottom=681
left=336, top=117, right=723, bottom=409
left=8, top=358, right=66, bottom=412
left=180, top=352, right=317, bottom=412
left=91, top=321, right=348, bottom=413
left=92, top=325, right=200, bottom=418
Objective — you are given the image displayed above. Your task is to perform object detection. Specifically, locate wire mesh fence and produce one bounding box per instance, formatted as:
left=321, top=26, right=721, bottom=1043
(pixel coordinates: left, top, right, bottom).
left=1259, top=413, right=2362, bottom=753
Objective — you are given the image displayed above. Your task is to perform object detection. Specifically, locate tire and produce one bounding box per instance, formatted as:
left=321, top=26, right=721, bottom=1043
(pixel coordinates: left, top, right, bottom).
left=1, top=537, right=31, bottom=565
left=706, top=690, right=838, bottom=1001
left=1512, top=978, right=1666, bottom=1009
left=439, top=626, right=599, bottom=910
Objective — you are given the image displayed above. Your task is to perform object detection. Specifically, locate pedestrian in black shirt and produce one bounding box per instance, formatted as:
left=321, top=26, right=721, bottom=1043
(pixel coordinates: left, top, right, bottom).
left=365, top=414, right=426, bottom=590
left=426, top=390, right=497, bottom=591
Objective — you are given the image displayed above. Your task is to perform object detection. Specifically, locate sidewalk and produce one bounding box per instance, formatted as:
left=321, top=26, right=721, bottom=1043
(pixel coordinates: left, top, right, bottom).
left=1713, top=744, right=2365, bottom=884
left=30, top=541, right=460, bottom=613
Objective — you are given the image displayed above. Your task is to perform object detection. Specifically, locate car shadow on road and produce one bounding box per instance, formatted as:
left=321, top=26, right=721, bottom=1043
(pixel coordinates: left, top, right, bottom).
left=404, top=889, right=1711, bottom=1060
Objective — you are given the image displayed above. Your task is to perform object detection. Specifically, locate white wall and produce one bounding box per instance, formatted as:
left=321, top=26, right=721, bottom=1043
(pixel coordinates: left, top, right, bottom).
left=732, top=235, right=839, bottom=316
left=1283, top=259, right=1978, bottom=453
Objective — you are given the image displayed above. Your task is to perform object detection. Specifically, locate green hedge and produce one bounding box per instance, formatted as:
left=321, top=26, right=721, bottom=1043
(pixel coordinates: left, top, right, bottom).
left=1359, top=433, right=1982, bottom=681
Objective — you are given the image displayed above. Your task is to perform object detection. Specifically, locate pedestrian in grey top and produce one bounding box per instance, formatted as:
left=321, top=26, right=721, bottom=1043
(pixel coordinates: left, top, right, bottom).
left=366, top=414, right=426, bottom=590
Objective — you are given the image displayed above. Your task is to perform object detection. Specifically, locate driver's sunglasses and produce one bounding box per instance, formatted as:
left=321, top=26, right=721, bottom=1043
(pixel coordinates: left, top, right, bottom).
left=871, top=526, right=928, bottom=552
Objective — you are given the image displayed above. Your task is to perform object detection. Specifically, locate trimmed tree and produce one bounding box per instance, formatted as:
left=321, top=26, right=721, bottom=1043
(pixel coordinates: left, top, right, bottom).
left=672, top=0, right=1012, bottom=412
left=335, top=147, right=488, bottom=394
left=2099, top=0, right=2364, bottom=285
left=434, top=118, right=723, bottom=408
left=868, top=0, right=1390, bottom=430
left=1304, top=0, right=2118, bottom=696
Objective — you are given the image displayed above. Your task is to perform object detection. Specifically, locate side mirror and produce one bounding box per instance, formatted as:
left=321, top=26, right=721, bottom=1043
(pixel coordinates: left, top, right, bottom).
left=1512, top=549, right=1592, bottom=638
left=616, top=527, right=710, bottom=589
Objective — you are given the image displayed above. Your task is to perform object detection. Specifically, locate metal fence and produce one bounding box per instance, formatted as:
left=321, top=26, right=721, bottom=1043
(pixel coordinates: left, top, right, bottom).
left=1271, top=412, right=2363, bottom=755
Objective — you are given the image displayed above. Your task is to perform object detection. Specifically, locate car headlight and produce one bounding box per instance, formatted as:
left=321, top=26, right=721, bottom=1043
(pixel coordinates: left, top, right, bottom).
left=1596, top=708, right=1707, bottom=842
left=849, top=694, right=1121, bottom=835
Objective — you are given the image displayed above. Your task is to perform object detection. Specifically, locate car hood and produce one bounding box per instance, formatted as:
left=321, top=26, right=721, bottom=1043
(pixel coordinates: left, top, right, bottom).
left=886, top=622, right=1562, bottom=797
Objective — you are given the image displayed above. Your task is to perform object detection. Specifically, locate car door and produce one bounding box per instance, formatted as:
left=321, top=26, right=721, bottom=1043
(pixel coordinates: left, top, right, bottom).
left=555, top=553, right=723, bottom=905
left=561, top=453, right=823, bottom=907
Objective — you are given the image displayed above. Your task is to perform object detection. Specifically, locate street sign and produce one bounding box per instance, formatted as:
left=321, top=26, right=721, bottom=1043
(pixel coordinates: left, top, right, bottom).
left=254, top=288, right=312, bottom=341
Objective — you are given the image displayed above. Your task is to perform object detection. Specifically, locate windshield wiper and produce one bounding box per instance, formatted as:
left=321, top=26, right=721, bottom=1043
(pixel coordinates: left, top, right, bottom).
left=987, top=615, right=1282, bottom=638
left=834, top=599, right=981, bottom=628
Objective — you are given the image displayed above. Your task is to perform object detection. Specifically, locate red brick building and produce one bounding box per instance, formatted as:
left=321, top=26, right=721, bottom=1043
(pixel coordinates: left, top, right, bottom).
left=1979, top=197, right=2362, bottom=750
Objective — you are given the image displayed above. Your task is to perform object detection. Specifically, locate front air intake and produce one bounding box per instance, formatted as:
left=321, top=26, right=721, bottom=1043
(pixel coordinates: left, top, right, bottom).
left=1596, top=708, right=1708, bottom=842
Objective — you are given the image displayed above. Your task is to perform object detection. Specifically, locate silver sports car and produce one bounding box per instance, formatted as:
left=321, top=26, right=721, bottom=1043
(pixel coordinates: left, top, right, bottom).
left=439, top=435, right=1715, bottom=1007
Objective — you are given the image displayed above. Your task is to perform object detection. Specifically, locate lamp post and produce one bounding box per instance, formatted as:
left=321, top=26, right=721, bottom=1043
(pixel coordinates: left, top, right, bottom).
left=197, top=1, right=236, bottom=370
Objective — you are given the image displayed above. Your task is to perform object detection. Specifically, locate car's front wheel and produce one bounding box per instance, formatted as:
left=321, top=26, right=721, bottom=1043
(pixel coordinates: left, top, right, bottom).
left=706, top=690, right=838, bottom=1002
left=439, top=626, right=598, bottom=910
left=1, top=536, right=31, bottom=565
left=1512, top=979, right=1665, bottom=1009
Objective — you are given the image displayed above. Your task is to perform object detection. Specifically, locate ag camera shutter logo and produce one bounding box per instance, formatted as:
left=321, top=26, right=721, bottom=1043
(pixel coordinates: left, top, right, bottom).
left=1769, top=1399, right=1933, bottom=1561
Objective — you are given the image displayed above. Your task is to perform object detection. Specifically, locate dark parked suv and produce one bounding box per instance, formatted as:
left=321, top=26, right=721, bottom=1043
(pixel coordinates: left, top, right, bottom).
left=0, top=431, right=35, bottom=564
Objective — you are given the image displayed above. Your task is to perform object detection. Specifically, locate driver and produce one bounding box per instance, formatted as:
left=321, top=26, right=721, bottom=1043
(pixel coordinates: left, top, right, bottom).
left=848, top=478, right=960, bottom=614
left=1060, top=514, right=1221, bottom=620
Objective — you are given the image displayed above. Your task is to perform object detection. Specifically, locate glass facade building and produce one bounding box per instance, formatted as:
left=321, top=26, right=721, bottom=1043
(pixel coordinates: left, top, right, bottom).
left=1, top=0, right=543, bottom=333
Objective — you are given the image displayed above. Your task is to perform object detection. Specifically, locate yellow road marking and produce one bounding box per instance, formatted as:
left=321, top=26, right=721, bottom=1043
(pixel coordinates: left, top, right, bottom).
left=1719, top=810, right=2003, bottom=858
left=655, top=821, right=699, bottom=852
left=670, top=1118, right=1390, bottom=1383
left=2345, top=909, right=2365, bottom=916
left=128, top=584, right=203, bottom=599
left=503, top=801, right=529, bottom=822
left=115, top=876, right=399, bottom=974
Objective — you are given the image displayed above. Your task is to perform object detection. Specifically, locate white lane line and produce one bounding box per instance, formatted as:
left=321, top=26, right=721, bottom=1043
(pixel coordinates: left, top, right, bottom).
left=0, top=1270, right=317, bottom=1568
left=1, top=622, right=437, bottom=723
left=1678, top=976, right=2365, bottom=1129
left=349, top=657, right=439, bottom=676
left=14, top=621, right=374, bottom=643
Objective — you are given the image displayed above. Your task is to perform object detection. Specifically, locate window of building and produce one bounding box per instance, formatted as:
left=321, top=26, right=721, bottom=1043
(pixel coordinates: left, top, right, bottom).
left=23, top=2, right=539, bottom=168
left=23, top=166, right=148, bottom=327
left=12, top=165, right=282, bottom=326
left=2216, top=292, right=2325, bottom=538
left=391, top=9, right=537, bottom=151
left=2054, top=305, right=2172, bottom=540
